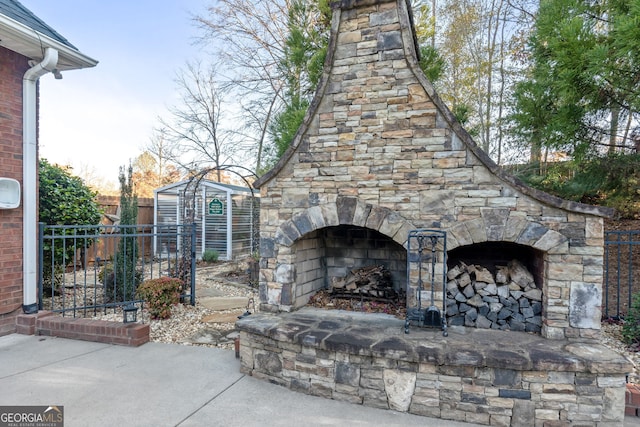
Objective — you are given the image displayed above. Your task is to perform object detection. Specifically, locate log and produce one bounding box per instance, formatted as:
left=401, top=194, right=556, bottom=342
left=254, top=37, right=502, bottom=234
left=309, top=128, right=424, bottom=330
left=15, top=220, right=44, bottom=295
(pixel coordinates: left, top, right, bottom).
left=330, top=265, right=396, bottom=300
left=445, top=259, right=542, bottom=333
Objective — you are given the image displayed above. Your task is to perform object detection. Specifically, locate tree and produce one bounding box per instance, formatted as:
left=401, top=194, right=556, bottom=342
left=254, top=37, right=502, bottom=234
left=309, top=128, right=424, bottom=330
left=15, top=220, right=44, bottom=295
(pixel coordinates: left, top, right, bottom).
left=433, top=0, right=531, bottom=163
left=74, top=163, right=119, bottom=196
left=39, top=159, right=103, bottom=287
left=509, top=0, right=640, bottom=163
left=142, top=129, right=182, bottom=190
left=508, top=79, right=553, bottom=165
left=39, top=159, right=103, bottom=227
left=131, top=151, right=180, bottom=198
left=131, top=152, right=161, bottom=198
left=268, top=0, right=331, bottom=162
left=157, top=62, right=248, bottom=181
left=103, top=165, right=140, bottom=302
left=194, top=0, right=332, bottom=173
left=194, top=0, right=291, bottom=173
left=413, top=0, right=445, bottom=83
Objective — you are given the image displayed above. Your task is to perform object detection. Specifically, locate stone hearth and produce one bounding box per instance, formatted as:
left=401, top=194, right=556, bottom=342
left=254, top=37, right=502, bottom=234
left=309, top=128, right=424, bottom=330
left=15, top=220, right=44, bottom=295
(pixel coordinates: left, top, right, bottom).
left=237, top=308, right=631, bottom=425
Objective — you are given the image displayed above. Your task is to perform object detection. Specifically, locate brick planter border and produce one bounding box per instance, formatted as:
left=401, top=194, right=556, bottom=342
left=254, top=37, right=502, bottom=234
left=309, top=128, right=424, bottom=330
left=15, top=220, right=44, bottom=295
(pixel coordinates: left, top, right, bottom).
left=16, top=311, right=149, bottom=347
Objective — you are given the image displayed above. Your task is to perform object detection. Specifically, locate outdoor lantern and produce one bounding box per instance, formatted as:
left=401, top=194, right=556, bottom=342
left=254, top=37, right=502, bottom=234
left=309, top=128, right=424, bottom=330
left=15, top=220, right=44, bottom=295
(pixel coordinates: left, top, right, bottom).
left=123, top=303, right=138, bottom=323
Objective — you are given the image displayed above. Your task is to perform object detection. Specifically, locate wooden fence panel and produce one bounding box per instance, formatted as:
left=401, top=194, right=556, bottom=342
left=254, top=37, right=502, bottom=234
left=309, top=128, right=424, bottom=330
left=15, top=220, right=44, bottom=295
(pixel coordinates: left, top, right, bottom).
left=77, top=197, right=156, bottom=265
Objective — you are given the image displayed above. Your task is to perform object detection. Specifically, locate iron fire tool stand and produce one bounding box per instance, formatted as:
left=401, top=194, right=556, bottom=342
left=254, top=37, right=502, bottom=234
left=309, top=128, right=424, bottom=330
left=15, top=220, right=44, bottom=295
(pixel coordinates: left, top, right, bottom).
left=405, top=229, right=448, bottom=336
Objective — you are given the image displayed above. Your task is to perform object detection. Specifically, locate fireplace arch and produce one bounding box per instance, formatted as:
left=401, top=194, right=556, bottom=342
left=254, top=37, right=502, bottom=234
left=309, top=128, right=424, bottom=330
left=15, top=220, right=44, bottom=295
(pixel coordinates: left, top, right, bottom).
left=273, top=196, right=416, bottom=248
left=445, top=211, right=569, bottom=252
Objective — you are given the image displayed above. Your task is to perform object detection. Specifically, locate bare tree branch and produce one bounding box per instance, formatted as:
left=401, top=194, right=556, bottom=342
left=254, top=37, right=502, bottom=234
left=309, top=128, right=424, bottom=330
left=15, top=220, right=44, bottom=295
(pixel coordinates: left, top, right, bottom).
left=192, top=0, right=295, bottom=173
left=157, top=62, right=249, bottom=181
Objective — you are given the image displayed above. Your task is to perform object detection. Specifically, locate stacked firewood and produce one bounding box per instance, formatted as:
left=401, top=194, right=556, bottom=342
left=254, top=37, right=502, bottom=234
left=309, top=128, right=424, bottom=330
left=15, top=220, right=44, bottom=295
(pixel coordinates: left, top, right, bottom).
left=330, top=265, right=399, bottom=300
left=446, top=259, right=543, bottom=333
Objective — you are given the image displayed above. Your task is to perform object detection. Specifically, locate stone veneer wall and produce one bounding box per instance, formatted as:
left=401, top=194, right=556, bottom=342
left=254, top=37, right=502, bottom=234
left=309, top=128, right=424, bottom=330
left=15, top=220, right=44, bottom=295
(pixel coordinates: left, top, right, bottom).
left=240, top=332, right=627, bottom=426
left=253, top=0, right=613, bottom=340
left=323, top=227, right=406, bottom=289
left=238, top=311, right=631, bottom=427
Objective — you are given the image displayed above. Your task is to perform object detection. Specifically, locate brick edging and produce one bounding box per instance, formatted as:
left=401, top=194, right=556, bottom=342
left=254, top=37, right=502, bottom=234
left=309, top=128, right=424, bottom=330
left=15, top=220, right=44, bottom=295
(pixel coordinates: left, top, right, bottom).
left=16, top=311, right=149, bottom=347
left=627, top=383, right=640, bottom=417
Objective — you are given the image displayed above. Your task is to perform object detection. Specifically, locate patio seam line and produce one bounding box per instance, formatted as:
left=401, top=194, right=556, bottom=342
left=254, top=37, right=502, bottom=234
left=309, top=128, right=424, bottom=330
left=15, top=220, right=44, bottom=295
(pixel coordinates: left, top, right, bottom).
left=174, top=374, right=247, bottom=426
left=0, top=339, right=111, bottom=380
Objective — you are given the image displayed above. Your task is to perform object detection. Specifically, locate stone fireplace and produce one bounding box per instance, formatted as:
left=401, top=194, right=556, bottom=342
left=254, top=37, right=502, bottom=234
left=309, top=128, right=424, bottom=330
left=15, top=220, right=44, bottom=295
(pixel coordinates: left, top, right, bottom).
left=253, top=0, right=610, bottom=341
left=238, top=0, right=631, bottom=425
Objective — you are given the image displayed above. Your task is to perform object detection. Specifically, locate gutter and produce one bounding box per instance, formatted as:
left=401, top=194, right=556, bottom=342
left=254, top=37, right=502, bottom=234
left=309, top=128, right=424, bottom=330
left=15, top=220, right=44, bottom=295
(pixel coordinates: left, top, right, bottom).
left=0, top=14, right=97, bottom=70
left=22, top=47, right=58, bottom=314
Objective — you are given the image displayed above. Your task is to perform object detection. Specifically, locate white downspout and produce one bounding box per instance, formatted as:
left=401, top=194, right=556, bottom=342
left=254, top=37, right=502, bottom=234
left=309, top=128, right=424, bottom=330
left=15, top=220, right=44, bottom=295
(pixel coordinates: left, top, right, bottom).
left=22, top=47, right=58, bottom=313
left=202, top=186, right=206, bottom=260
left=226, top=191, right=232, bottom=261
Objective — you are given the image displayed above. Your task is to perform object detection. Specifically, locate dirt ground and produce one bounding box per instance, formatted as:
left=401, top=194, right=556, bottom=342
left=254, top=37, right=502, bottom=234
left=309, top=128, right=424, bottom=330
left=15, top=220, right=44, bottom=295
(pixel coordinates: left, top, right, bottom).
left=603, top=219, right=640, bottom=319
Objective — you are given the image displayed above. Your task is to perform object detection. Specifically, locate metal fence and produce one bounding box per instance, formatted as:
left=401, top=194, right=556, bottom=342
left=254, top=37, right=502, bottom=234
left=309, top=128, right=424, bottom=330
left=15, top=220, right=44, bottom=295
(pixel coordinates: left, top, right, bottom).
left=38, top=223, right=196, bottom=319
left=604, top=229, right=640, bottom=319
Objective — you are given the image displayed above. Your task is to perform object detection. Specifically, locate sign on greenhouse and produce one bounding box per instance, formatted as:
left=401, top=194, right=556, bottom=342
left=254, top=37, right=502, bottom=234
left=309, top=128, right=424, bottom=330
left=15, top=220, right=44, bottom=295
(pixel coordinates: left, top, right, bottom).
left=208, top=198, right=224, bottom=215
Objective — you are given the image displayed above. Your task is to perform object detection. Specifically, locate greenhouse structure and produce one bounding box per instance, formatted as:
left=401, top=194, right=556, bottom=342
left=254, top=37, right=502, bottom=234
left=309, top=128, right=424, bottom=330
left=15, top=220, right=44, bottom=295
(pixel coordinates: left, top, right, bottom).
left=153, top=179, right=259, bottom=261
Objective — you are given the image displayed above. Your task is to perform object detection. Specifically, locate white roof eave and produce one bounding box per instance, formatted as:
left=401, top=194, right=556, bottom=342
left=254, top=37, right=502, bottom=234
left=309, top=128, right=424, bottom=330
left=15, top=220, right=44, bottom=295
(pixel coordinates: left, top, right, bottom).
left=154, top=179, right=255, bottom=196
left=0, top=13, right=97, bottom=70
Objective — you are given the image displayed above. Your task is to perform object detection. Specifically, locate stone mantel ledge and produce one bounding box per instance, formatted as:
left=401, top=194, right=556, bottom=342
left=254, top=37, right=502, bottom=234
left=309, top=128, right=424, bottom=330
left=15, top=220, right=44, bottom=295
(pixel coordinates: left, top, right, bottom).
left=237, top=308, right=632, bottom=375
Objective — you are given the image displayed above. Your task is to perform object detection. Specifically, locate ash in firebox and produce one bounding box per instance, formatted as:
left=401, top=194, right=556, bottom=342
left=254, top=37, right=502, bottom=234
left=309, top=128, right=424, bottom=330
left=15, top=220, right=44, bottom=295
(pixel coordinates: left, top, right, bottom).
left=307, top=290, right=407, bottom=319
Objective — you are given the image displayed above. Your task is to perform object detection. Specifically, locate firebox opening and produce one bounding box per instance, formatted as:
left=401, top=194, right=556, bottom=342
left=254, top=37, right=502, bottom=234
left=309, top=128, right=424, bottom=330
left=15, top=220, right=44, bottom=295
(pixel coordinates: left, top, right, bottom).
left=292, top=225, right=406, bottom=308
left=447, top=242, right=544, bottom=289
left=445, top=242, right=545, bottom=333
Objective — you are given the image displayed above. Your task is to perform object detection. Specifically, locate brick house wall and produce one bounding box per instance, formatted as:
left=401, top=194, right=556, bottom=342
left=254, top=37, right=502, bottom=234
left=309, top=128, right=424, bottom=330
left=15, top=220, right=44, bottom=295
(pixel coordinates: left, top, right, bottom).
left=0, top=45, right=30, bottom=335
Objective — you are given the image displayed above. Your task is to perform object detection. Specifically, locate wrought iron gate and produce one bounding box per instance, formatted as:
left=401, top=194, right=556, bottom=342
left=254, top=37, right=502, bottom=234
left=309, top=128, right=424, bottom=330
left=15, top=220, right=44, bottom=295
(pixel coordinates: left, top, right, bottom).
left=38, top=223, right=196, bottom=318
left=604, top=229, right=640, bottom=319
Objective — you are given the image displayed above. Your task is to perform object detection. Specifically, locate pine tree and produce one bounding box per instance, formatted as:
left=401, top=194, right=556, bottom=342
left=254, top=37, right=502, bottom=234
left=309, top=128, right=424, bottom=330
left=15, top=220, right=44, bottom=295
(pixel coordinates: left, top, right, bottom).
left=105, top=165, right=140, bottom=302
left=269, top=0, right=331, bottom=161
left=509, top=0, right=640, bottom=164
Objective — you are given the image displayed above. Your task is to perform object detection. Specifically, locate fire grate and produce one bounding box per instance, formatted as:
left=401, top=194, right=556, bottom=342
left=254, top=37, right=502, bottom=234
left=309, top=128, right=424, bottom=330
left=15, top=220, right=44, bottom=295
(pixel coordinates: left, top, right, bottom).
left=405, top=229, right=448, bottom=336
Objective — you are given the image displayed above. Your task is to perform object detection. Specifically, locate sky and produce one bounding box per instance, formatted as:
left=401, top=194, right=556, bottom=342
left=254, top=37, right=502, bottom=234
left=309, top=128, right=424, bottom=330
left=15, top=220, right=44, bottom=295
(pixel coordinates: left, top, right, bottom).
left=24, top=0, right=206, bottom=187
